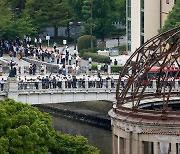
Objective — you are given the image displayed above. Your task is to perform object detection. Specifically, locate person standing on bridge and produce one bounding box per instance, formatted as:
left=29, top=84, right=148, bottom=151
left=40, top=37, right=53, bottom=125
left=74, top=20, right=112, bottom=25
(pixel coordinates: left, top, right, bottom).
left=97, top=63, right=101, bottom=74
left=52, top=76, right=57, bottom=89
left=32, top=64, right=36, bottom=75
left=0, top=78, right=4, bottom=91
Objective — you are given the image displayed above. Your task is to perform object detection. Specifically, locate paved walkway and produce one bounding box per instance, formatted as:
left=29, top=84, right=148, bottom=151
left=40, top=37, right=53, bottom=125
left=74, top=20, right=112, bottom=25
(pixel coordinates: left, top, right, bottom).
left=0, top=56, right=119, bottom=81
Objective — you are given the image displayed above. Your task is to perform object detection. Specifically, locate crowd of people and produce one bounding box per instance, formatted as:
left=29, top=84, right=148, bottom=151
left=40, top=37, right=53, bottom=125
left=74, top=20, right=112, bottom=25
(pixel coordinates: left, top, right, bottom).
left=17, top=73, right=116, bottom=90
left=0, top=36, right=117, bottom=92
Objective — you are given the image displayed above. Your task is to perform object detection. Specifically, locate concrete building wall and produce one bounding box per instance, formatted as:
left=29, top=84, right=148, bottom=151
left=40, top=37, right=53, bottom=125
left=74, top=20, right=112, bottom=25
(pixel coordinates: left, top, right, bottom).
left=144, top=0, right=160, bottom=42
left=131, top=0, right=141, bottom=53
left=161, top=0, right=175, bottom=26
left=129, top=0, right=175, bottom=53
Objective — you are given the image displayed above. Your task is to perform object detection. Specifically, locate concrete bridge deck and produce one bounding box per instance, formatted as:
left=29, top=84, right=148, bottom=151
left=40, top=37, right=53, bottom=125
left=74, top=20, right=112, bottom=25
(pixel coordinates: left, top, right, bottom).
left=0, top=77, right=179, bottom=105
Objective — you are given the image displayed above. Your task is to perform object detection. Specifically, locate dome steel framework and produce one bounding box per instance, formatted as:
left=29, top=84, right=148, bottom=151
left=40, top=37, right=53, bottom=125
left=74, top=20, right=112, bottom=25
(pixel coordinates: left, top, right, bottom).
left=116, top=27, right=180, bottom=119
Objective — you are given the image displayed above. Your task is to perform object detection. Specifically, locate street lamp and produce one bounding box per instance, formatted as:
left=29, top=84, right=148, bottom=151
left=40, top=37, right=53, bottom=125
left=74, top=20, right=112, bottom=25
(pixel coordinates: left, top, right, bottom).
left=69, top=21, right=81, bottom=50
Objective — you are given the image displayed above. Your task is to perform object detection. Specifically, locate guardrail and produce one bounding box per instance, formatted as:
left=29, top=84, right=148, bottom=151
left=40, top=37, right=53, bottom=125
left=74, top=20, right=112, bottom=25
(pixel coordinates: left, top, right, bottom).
left=18, top=79, right=119, bottom=91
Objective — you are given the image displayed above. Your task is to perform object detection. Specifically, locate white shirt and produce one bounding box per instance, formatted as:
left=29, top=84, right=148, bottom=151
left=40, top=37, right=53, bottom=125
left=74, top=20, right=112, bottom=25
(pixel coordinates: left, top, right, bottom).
left=97, top=64, right=101, bottom=71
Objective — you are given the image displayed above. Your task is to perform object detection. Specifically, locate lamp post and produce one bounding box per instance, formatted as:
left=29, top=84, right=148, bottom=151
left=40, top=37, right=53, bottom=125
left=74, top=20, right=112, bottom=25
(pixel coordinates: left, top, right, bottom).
left=69, top=22, right=81, bottom=50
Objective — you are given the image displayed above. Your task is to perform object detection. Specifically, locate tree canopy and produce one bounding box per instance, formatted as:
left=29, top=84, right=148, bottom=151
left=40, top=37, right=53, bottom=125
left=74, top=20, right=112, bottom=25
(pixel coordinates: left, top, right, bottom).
left=161, top=0, right=180, bottom=31
left=67, top=0, right=126, bottom=41
left=0, top=0, right=126, bottom=40
left=0, top=98, right=99, bottom=154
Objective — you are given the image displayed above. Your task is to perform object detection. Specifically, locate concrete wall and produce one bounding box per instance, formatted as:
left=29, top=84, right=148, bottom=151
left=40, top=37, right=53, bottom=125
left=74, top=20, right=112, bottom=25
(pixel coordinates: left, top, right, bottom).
left=130, top=0, right=175, bottom=53
left=131, top=0, right=141, bottom=53
left=161, top=0, right=175, bottom=27
left=17, top=90, right=116, bottom=105
left=109, top=109, right=180, bottom=154
left=144, top=0, right=161, bottom=42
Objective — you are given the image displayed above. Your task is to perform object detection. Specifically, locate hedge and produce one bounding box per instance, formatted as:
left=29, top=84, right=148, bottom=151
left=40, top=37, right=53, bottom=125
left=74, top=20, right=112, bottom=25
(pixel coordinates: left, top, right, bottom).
left=82, top=52, right=109, bottom=63
left=79, top=47, right=106, bottom=56
left=92, top=63, right=124, bottom=73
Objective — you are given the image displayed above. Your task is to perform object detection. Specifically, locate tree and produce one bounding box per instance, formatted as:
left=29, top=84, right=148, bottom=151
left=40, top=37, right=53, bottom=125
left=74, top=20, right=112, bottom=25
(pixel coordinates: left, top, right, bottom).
left=161, top=0, right=180, bottom=31
left=111, top=28, right=126, bottom=47
left=68, top=0, right=117, bottom=41
left=0, top=0, right=35, bottom=39
left=45, top=0, right=71, bottom=38
left=0, top=98, right=99, bottom=153
left=114, top=0, right=126, bottom=25
left=24, top=0, right=71, bottom=37
left=7, top=0, right=26, bottom=12
left=67, top=0, right=84, bottom=21
left=92, top=0, right=117, bottom=41
left=50, top=132, right=99, bottom=154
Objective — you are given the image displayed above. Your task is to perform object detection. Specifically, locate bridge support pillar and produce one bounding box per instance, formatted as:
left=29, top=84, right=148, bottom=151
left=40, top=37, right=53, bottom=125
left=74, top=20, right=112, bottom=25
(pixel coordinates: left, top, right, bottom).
left=7, top=77, right=18, bottom=101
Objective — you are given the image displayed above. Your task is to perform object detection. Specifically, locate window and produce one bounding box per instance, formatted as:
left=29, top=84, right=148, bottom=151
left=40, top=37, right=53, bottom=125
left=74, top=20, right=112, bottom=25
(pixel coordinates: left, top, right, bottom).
left=141, top=0, right=144, bottom=9
left=166, top=0, right=169, bottom=4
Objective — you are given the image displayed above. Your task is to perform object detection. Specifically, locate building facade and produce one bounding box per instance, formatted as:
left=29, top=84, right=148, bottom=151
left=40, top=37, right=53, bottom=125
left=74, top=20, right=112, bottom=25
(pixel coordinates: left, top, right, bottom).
left=127, top=0, right=175, bottom=52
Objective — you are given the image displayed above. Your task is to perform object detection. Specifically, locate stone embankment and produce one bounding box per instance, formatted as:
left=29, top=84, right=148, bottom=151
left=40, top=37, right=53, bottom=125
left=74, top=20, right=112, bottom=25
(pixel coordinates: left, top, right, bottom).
left=35, top=101, right=113, bottom=130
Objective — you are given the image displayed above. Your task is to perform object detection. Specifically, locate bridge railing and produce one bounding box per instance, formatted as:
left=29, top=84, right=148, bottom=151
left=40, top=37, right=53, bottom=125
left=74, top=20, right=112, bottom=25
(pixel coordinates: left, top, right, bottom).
left=18, top=79, right=119, bottom=91
left=17, top=79, right=180, bottom=92
left=0, top=82, right=7, bottom=92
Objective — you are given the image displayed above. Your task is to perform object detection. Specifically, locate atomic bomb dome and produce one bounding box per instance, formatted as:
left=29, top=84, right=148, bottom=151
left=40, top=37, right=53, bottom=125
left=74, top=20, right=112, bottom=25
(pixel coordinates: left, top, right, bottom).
left=109, top=27, right=180, bottom=154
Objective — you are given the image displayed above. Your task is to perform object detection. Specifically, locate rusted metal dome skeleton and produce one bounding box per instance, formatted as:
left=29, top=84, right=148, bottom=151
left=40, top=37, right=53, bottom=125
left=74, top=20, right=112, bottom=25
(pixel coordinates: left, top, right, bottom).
left=115, top=27, right=180, bottom=122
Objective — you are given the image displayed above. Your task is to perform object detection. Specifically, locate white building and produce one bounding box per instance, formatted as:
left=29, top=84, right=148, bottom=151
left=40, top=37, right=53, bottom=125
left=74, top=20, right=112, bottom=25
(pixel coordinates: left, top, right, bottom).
left=127, top=0, right=176, bottom=52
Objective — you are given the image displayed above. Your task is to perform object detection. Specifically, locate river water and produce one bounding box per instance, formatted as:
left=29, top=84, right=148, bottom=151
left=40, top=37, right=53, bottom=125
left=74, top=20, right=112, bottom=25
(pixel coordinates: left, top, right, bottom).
left=52, top=115, right=112, bottom=154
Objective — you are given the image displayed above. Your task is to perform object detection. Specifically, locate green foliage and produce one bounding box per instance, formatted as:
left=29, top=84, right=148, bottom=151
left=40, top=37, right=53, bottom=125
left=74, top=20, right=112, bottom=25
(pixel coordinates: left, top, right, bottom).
left=92, top=63, right=124, bottom=73
left=114, top=0, right=126, bottom=25
left=68, top=0, right=119, bottom=40
left=67, top=0, right=84, bottom=21
left=50, top=132, right=99, bottom=154
left=0, top=98, right=99, bottom=154
left=0, top=98, right=53, bottom=153
left=0, top=0, right=35, bottom=39
left=161, top=0, right=180, bottom=31
left=113, top=45, right=126, bottom=54
left=23, top=0, right=71, bottom=35
left=111, top=65, right=124, bottom=73
left=82, top=52, right=109, bottom=63
left=92, top=0, right=117, bottom=40
left=77, top=35, right=97, bottom=52
left=79, top=47, right=106, bottom=56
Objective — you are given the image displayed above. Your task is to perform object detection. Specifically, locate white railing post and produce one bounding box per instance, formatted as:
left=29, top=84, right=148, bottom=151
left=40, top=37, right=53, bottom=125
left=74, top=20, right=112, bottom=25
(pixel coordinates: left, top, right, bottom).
left=62, top=80, right=65, bottom=90
left=108, top=79, right=111, bottom=89
left=65, top=65, right=69, bottom=75
left=7, top=77, right=18, bottom=101
left=39, top=81, right=42, bottom=90
left=85, top=80, right=88, bottom=90
left=152, top=80, right=156, bottom=91
left=108, top=65, right=111, bottom=75
left=175, top=79, right=179, bottom=90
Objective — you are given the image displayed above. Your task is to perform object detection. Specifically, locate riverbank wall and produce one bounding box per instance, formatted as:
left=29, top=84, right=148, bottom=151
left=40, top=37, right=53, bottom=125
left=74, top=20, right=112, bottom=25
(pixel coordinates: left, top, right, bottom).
left=35, top=101, right=112, bottom=130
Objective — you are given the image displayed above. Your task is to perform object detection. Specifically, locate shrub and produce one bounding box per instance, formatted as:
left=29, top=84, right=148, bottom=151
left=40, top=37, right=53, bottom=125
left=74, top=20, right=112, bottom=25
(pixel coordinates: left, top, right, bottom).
left=77, top=35, right=97, bottom=52
left=113, top=45, right=126, bottom=55
left=92, top=63, right=124, bottom=73
left=82, top=52, right=109, bottom=63
left=111, top=65, right=124, bottom=73
left=79, top=47, right=106, bottom=56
